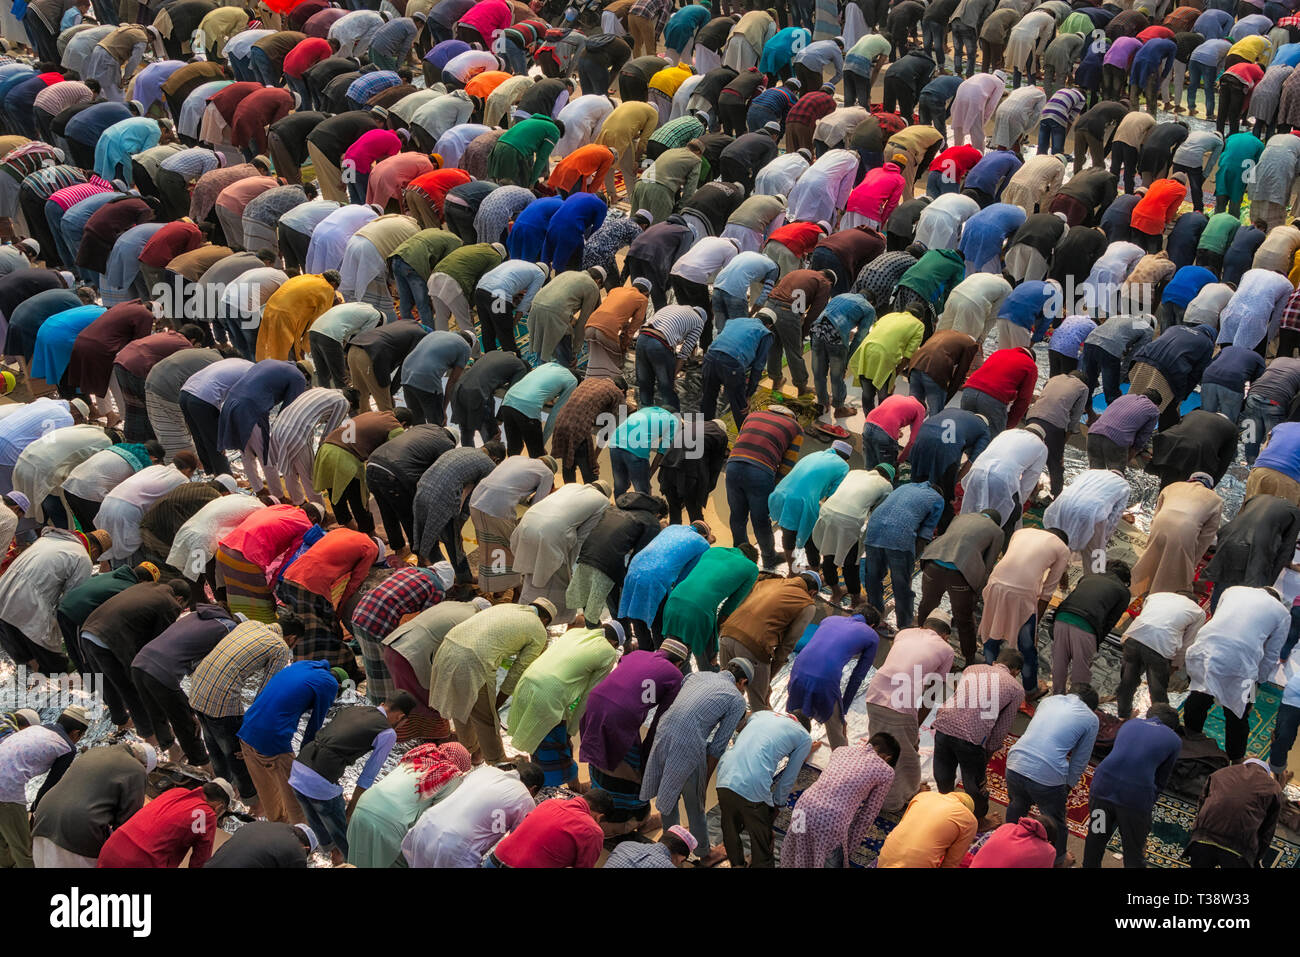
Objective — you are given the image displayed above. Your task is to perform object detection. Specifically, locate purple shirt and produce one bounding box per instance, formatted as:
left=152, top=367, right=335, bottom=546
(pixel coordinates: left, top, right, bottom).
left=577, top=649, right=684, bottom=772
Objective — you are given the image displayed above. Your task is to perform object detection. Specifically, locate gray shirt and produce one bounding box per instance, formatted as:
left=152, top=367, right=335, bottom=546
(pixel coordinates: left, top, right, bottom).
left=467, top=456, right=555, bottom=520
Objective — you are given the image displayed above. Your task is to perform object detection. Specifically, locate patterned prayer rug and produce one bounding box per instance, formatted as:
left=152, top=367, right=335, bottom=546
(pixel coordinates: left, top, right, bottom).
left=1175, top=684, right=1282, bottom=760
left=1106, top=791, right=1300, bottom=869
left=984, top=735, right=1095, bottom=839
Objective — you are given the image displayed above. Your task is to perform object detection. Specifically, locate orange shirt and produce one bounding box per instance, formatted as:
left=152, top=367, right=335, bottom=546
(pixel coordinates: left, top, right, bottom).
left=547, top=144, right=615, bottom=192
left=1130, top=178, right=1187, bottom=235
left=281, top=527, right=378, bottom=610
left=465, top=70, right=513, bottom=99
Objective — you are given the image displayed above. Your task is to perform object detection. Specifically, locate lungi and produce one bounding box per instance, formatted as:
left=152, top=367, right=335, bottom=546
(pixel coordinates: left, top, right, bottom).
left=351, top=623, right=395, bottom=703
left=469, top=506, right=520, bottom=591
left=275, top=578, right=356, bottom=672
left=381, top=645, right=451, bottom=740
left=145, top=390, right=195, bottom=462
left=215, top=543, right=275, bottom=622
left=629, top=178, right=676, bottom=224
left=1126, top=362, right=1174, bottom=412
left=306, top=142, right=347, bottom=203
left=533, top=722, right=577, bottom=785
left=114, top=366, right=154, bottom=443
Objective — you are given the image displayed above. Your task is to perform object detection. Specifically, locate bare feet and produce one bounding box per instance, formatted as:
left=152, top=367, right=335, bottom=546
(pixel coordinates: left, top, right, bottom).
left=977, top=809, right=1003, bottom=832
left=829, top=586, right=846, bottom=604
left=833, top=405, right=855, bottom=418
left=698, top=844, right=728, bottom=867
left=1277, top=769, right=1294, bottom=788
left=571, top=612, right=587, bottom=629
left=1056, top=850, right=1077, bottom=868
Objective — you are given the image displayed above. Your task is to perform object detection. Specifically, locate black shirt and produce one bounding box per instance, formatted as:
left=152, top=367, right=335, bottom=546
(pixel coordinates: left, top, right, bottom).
left=348, top=321, right=429, bottom=388
left=457, top=350, right=528, bottom=408
left=581, top=33, right=631, bottom=68
left=888, top=51, right=937, bottom=93
left=203, top=821, right=308, bottom=868
left=1138, top=122, right=1190, bottom=166
left=307, top=110, right=383, bottom=164
left=697, top=16, right=735, bottom=50
left=1055, top=572, right=1130, bottom=642
left=722, top=67, right=767, bottom=101
left=518, top=78, right=569, bottom=116
left=268, top=111, right=328, bottom=166
left=720, top=131, right=778, bottom=172
left=367, top=423, right=456, bottom=492
left=1075, top=100, right=1128, bottom=141
left=694, top=66, right=739, bottom=106
left=1050, top=226, right=1109, bottom=284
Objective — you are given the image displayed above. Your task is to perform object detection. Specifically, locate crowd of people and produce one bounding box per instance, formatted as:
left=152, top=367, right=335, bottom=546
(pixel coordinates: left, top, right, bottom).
left=0, top=0, right=1296, bottom=871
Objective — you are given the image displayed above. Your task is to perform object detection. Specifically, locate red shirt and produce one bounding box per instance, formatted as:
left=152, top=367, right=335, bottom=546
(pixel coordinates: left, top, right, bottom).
left=962, top=346, right=1038, bottom=426
left=969, top=819, right=1057, bottom=868
left=281, top=527, right=378, bottom=610
left=220, top=503, right=312, bottom=570
left=1136, top=25, right=1174, bottom=41
left=1130, top=178, right=1186, bottom=235
left=1225, top=61, right=1265, bottom=93
left=283, top=37, right=333, bottom=78
left=767, top=221, right=825, bottom=257
left=786, top=91, right=837, bottom=127
left=97, top=787, right=217, bottom=869
left=408, top=168, right=474, bottom=217
left=207, top=81, right=261, bottom=125
left=928, top=144, right=982, bottom=180
left=232, top=87, right=294, bottom=153
left=493, top=797, right=603, bottom=868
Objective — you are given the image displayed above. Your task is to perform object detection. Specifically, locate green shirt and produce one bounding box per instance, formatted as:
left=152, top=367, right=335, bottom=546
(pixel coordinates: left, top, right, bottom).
left=432, top=243, right=505, bottom=299
left=498, top=116, right=561, bottom=183
left=393, top=228, right=463, bottom=277
left=57, top=566, right=140, bottom=627
left=1197, top=212, right=1241, bottom=253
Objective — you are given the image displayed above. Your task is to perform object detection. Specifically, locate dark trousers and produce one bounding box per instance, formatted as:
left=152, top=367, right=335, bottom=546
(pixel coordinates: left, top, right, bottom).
left=933, top=730, right=990, bottom=819
left=309, top=332, right=349, bottom=389
left=562, top=444, right=597, bottom=484
left=1079, top=343, right=1121, bottom=404
left=1110, top=142, right=1140, bottom=194
left=917, top=562, right=978, bottom=661
left=1023, top=416, right=1067, bottom=496
left=500, top=405, right=546, bottom=457
left=1187, top=841, right=1249, bottom=868
left=0, top=618, right=68, bottom=675
left=670, top=275, right=713, bottom=349
left=1217, top=75, right=1249, bottom=135
left=476, top=287, right=519, bottom=354
left=700, top=351, right=750, bottom=425
left=1006, top=768, right=1068, bottom=863
left=404, top=384, right=445, bottom=426
left=1269, top=702, right=1300, bottom=771
left=196, top=711, right=256, bottom=800
left=864, top=546, right=916, bottom=627
left=1083, top=798, right=1151, bottom=868
left=155, top=168, right=192, bottom=220
left=179, top=392, right=231, bottom=476
left=330, top=477, right=375, bottom=536
left=717, top=786, right=776, bottom=867
left=821, top=543, right=861, bottom=595
left=726, top=459, right=777, bottom=567
left=861, top=422, right=899, bottom=470
left=83, top=640, right=153, bottom=738
left=132, top=666, right=208, bottom=765
left=635, top=334, right=679, bottom=411
left=366, top=466, right=413, bottom=553
left=781, top=526, right=820, bottom=567
left=1086, top=431, right=1130, bottom=471
left=64, top=492, right=101, bottom=533
left=1116, top=640, right=1171, bottom=718
left=1184, top=690, right=1253, bottom=761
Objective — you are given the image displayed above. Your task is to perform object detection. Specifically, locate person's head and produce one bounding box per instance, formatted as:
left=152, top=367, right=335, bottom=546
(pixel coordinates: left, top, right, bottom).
left=1046, top=526, right=1070, bottom=546
left=798, top=570, right=822, bottom=595
left=923, top=609, right=952, bottom=636
left=726, top=657, right=752, bottom=693
left=830, top=439, right=851, bottom=461
left=301, top=502, right=324, bottom=525
left=384, top=690, right=419, bottom=724
left=56, top=706, right=90, bottom=743
left=166, top=578, right=191, bottom=607
left=659, top=827, right=695, bottom=865
left=850, top=601, right=881, bottom=627
left=512, top=758, right=545, bottom=795
left=658, top=638, right=689, bottom=666
left=393, top=407, right=415, bottom=428
left=203, top=778, right=235, bottom=813
left=530, top=598, right=555, bottom=627
left=75, top=285, right=97, bottom=305
left=1146, top=702, right=1181, bottom=734
left=1032, top=812, right=1059, bottom=849
left=995, top=647, right=1024, bottom=674
left=250, top=155, right=272, bottom=175
left=179, top=323, right=206, bottom=345
left=254, top=247, right=277, bottom=266
left=1142, top=388, right=1163, bottom=407
left=482, top=439, right=506, bottom=464
left=2, top=492, right=27, bottom=519
left=1070, top=683, right=1100, bottom=711
left=12, top=709, right=38, bottom=731
left=84, top=529, right=111, bottom=563
left=790, top=709, right=812, bottom=732
left=1106, top=559, right=1131, bottom=587
left=736, top=542, right=759, bottom=565
left=321, top=269, right=341, bottom=289
left=582, top=787, right=614, bottom=824
left=172, top=450, right=200, bottom=477
left=277, top=615, right=305, bottom=648
left=868, top=731, right=900, bottom=766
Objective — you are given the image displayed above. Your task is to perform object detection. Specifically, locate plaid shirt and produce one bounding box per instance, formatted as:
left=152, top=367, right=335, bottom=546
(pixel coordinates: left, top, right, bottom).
left=786, top=91, right=837, bottom=127
left=350, top=567, right=444, bottom=639
left=630, top=0, right=673, bottom=34
left=346, top=70, right=401, bottom=106
left=1282, top=287, right=1300, bottom=331
left=648, top=115, right=704, bottom=150
left=189, top=620, right=292, bottom=718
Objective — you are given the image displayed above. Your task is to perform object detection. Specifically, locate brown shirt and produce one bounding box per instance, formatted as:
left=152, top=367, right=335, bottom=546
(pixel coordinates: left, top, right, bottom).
left=908, top=329, right=978, bottom=392
left=586, top=286, right=648, bottom=350
left=720, top=577, right=814, bottom=668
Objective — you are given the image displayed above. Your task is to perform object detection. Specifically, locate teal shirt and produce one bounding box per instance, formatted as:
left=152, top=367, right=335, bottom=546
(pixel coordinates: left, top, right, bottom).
left=500, top=361, right=578, bottom=440
left=608, top=406, right=679, bottom=459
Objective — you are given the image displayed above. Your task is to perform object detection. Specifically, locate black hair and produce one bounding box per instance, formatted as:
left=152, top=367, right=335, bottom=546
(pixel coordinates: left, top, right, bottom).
left=143, top=440, right=166, bottom=462
left=393, top=407, right=415, bottom=427
left=1034, top=812, right=1059, bottom=848
left=1142, top=389, right=1164, bottom=406
left=1046, top=527, right=1071, bottom=545
left=321, top=269, right=341, bottom=287
left=301, top=502, right=324, bottom=525
left=736, top=542, right=759, bottom=564
left=166, top=579, right=192, bottom=603
left=278, top=615, right=306, bottom=638
left=255, top=248, right=277, bottom=264
left=583, top=788, right=614, bottom=817
left=852, top=602, right=881, bottom=627
left=202, top=781, right=232, bottom=805
left=869, top=731, right=901, bottom=766
left=514, top=758, right=544, bottom=791
left=660, top=830, right=692, bottom=858
left=725, top=661, right=750, bottom=683
left=386, top=690, right=419, bottom=715
left=341, top=387, right=362, bottom=413
left=1146, top=703, right=1182, bottom=733
left=996, top=648, right=1024, bottom=673
left=791, top=709, right=812, bottom=732
left=482, top=439, right=506, bottom=464
left=1107, top=559, right=1131, bottom=586
left=1070, top=683, right=1100, bottom=711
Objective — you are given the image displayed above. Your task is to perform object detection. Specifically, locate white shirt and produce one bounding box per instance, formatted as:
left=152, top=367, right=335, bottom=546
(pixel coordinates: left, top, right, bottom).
left=960, top=428, right=1048, bottom=530
left=304, top=204, right=380, bottom=276
left=669, top=237, right=738, bottom=283
left=13, top=424, right=111, bottom=524
left=0, top=725, right=73, bottom=804
left=555, top=94, right=614, bottom=156
left=167, top=495, right=267, bottom=581
left=1124, top=592, right=1206, bottom=660
left=62, top=447, right=137, bottom=502
left=0, top=529, right=91, bottom=650
left=1185, top=586, right=1290, bottom=718
left=401, top=765, right=536, bottom=868
left=754, top=153, right=810, bottom=197
left=1042, top=468, right=1131, bottom=553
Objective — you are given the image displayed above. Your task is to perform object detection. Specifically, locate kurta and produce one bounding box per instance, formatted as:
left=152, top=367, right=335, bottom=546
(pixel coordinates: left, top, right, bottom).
left=617, top=524, right=712, bottom=624
left=506, top=627, right=619, bottom=754
left=639, top=670, right=746, bottom=808
left=427, top=603, right=548, bottom=722
left=578, top=648, right=684, bottom=773
left=660, top=547, right=760, bottom=662
left=960, top=428, right=1048, bottom=530
left=779, top=743, right=894, bottom=868
left=811, top=471, right=893, bottom=564
left=768, top=449, right=850, bottom=544
left=508, top=483, right=610, bottom=588
left=978, top=528, right=1072, bottom=641
left=848, top=312, right=925, bottom=388
left=1130, top=482, right=1223, bottom=596
left=1042, top=468, right=1131, bottom=553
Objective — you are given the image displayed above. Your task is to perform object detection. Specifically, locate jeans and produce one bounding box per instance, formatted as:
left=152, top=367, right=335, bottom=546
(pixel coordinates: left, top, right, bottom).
left=951, top=22, right=978, bottom=76
left=610, top=448, right=651, bottom=496
left=1187, top=58, right=1215, bottom=114
left=249, top=47, right=277, bottom=87
left=710, top=288, right=750, bottom=329
left=861, top=422, right=899, bottom=470
left=811, top=338, right=849, bottom=408
left=1037, top=118, right=1067, bottom=155
left=392, top=257, right=433, bottom=324
left=864, top=546, right=916, bottom=627
left=700, top=351, right=750, bottom=425
left=294, top=790, right=350, bottom=854
left=933, top=730, right=990, bottom=819
left=404, top=384, right=445, bottom=426
left=635, top=334, right=679, bottom=411
left=726, top=459, right=777, bottom=567
left=196, top=711, right=256, bottom=800
left=985, top=615, right=1038, bottom=693
left=1241, top=392, right=1285, bottom=463
left=1197, top=382, right=1242, bottom=423
left=1083, top=798, right=1151, bottom=868
left=959, top=387, right=1008, bottom=435
left=1079, top=343, right=1122, bottom=405
left=1269, top=702, right=1300, bottom=772
left=921, top=20, right=946, bottom=67
left=907, top=369, right=946, bottom=415
left=1006, top=768, right=1069, bottom=863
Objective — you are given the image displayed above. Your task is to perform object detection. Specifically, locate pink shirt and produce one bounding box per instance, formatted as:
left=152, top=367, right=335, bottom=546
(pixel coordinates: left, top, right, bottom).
left=343, top=128, right=403, bottom=175
left=219, top=504, right=311, bottom=571
left=365, top=152, right=435, bottom=210
left=863, top=628, right=955, bottom=718
left=865, top=394, right=926, bottom=461
left=458, top=0, right=512, bottom=43
left=846, top=162, right=905, bottom=223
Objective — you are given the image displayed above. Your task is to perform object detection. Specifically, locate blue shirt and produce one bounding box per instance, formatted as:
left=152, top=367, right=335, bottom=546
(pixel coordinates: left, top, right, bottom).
left=1255, top=421, right=1300, bottom=481
left=963, top=151, right=1023, bottom=198
left=713, top=251, right=780, bottom=301
left=864, top=481, right=944, bottom=554
left=1130, top=37, right=1176, bottom=85
left=708, top=317, right=773, bottom=379
left=237, top=659, right=339, bottom=757
left=1089, top=717, right=1181, bottom=809
left=1048, top=315, right=1095, bottom=358
left=1005, top=693, right=1099, bottom=788
left=609, top=406, right=679, bottom=459
left=500, top=361, right=577, bottom=439
left=1193, top=10, right=1233, bottom=40
left=819, top=293, right=875, bottom=352
left=1201, top=344, right=1266, bottom=390
left=1162, top=265, right=1217, bottom=307
left=996, top=280, right=1056, bottom=342
left=714, top=709, right=813, bottom=806
left=1166, top=213, right=1207, bottom=268
left=786, top=615, right=878, bottom=722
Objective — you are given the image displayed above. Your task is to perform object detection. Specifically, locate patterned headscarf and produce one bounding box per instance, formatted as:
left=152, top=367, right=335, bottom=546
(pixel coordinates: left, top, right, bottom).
left=402, top=742, right=472, bottom=798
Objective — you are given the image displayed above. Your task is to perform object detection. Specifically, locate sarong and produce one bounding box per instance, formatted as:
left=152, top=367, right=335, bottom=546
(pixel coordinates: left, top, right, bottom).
left=215, top=543, right=275, bottom=622
left=533, top=722, right=577, bottom=786
left=275, top=578, right=354, bottom=670
left=469, top=506, right=520, bottom=591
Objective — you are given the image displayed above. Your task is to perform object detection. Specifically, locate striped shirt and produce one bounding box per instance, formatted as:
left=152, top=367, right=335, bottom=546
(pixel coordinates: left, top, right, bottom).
left=729, top=408, right=803, bottom=474
left=47, top=176, right=113, bottom=212
left=2, top=143, right=61, bottom=180
left=346, top=70, right=401, bottom=106
left=188, top=620, right=292, bottom=718
left=33, top=80, right=93, bottom=117
left=159, top=147, right=221, bottom=181
left=1040, top=87, right=1086, bottom=128
left=266, top=387, right=351, bottom=475
left=641, top=305, right=704, bottom=359
left=20, top=165, right=85, bottom=201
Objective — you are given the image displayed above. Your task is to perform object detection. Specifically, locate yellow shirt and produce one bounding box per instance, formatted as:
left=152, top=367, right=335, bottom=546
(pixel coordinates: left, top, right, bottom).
left=596, top=101, right=661, bottom=155
left=648, top=65, right=694, bottom=97
left=197, top=7, right=251, bottom=58
left=877, top=791, right=978, bottom=868
left=256, top=274, right=338, bottom=361
left=1228, top=35, right=1272, bottom=66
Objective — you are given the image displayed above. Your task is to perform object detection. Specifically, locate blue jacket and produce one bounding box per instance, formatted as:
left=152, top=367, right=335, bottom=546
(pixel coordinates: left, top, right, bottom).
left=237, top=660, right=339, bottom=757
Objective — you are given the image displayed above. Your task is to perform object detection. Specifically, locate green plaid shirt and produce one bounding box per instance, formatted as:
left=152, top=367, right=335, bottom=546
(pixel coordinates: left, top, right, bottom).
left=648, top=115, right=704, bottom=150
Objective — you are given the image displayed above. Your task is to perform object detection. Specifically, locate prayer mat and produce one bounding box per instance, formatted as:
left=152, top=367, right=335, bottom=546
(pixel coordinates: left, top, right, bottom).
left=707, top=763, right=901, bottom=867
left=1176, top=683, right=1282, bottom=760
left=1105, top=790, right=1300, bottom=868
left=983, top=735, right=1095, bottom=839
left=1091, top=383, right=1203, bottom=416
left=718, top=387, right=823, bottom=442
